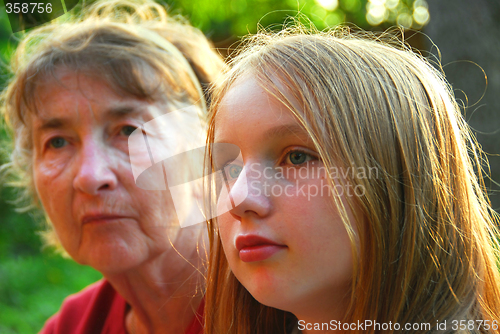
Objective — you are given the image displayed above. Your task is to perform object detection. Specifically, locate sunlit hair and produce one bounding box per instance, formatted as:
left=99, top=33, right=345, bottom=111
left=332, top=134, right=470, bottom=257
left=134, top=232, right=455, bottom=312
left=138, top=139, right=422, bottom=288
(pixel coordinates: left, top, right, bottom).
left=0, top=0, right=226, bottom=248
left=205, top=26, right=500, bottom=333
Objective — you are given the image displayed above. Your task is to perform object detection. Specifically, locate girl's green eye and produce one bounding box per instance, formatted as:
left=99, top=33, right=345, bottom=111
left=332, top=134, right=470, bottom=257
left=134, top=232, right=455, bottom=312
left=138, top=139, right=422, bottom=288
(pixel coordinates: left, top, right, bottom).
left=49, top=137, right=67, bottom=149
left=120, top=126, right=137, bottom=137
left=289, top=151, right=308, bottom=165
left=227, top=165, right=243, bottom=179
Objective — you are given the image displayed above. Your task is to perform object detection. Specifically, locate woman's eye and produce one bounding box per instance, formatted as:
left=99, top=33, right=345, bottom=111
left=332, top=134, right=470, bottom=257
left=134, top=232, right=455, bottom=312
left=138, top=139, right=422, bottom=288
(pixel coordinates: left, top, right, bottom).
left=119, top=125, right=137, bottom=137
left=49, top=137, right=67, bottom=149
left=285, top=150, right=316, bottom=165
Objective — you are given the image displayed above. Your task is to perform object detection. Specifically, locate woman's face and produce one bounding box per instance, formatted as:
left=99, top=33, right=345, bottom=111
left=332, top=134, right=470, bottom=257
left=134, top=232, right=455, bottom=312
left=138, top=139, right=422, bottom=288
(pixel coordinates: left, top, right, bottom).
left=32, top=69, right=203, bottom=275
left=213, top=76, right=357, bottom=319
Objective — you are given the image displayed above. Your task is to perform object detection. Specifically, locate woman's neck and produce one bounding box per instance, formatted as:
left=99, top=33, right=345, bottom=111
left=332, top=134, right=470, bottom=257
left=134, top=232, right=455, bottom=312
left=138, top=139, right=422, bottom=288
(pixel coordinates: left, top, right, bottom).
left=105, top=233, right=207, bottom=334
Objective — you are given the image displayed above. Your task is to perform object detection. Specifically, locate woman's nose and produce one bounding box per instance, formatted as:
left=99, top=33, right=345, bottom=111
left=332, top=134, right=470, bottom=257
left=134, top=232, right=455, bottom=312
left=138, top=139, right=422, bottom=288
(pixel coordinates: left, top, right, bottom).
left=73, top=139, right=118, bottom=195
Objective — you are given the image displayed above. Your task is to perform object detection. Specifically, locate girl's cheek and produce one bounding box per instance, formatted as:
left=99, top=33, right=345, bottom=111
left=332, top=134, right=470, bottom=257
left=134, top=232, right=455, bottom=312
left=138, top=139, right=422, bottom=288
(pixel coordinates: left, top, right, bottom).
left=217, top=214, right=235, bottom=248
left=217, top=213, right=230, bottom=235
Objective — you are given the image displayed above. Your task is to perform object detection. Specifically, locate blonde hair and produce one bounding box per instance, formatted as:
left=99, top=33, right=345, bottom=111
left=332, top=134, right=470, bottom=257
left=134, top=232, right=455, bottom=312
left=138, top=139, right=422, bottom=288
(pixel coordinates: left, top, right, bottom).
left=205, top=27, right=500, bottom=333
left=0, top=0, right=226, bottom=249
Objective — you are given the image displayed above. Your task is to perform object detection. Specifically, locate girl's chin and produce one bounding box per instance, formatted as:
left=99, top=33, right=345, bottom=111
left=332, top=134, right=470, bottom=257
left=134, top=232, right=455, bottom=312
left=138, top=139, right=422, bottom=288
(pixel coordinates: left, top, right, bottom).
left=244, top=281, right=293, bottom=310
left=252, top=293, right=296, bottom=313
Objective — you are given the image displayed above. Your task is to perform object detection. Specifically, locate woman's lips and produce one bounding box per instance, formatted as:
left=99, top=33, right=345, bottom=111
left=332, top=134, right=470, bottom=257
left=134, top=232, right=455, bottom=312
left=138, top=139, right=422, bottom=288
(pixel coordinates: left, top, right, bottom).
left=236, top=235, right=287, bottom=262
left=81, top=214, right=130, bottom=225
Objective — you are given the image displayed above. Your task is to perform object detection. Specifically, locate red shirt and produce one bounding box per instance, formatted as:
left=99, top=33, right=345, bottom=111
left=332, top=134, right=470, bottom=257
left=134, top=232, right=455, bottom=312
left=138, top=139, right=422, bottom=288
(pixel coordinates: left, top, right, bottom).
left=39, top=280, right=204, bottom=334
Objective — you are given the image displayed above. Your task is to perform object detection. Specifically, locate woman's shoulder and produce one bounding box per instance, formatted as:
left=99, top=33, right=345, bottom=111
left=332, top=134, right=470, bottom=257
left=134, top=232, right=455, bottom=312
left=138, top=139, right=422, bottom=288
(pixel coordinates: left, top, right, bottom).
left=38, top=279, right=127, bottom=334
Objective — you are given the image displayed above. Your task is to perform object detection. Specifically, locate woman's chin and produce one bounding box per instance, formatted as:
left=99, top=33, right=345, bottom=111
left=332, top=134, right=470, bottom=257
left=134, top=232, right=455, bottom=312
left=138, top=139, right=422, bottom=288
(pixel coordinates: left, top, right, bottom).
left=73, top=237, right=150, bottom=275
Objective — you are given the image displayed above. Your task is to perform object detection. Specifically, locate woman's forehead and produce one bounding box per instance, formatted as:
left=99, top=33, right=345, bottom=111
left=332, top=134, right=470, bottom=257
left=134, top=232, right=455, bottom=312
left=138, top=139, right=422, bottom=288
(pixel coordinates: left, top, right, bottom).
left=34, top=67, right=121, bottom=97
left=31, top=73, right=158, bottom=127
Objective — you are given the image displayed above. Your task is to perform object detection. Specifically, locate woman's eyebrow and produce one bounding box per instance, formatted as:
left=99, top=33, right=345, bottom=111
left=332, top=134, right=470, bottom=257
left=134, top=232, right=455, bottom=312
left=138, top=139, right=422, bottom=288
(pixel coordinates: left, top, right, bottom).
left=34, top=106, right=145, bottom=133
left=35, top=117, right=66, bottom=131
left=101, top=105, right=154, bottom=124
left=106, top=106, right=143, bottom=119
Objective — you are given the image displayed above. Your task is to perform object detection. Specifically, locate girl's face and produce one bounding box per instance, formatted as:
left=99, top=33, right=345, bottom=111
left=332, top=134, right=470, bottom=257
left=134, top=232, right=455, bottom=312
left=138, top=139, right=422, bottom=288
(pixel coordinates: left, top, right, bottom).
left=213, top=76, right=357, bottom=320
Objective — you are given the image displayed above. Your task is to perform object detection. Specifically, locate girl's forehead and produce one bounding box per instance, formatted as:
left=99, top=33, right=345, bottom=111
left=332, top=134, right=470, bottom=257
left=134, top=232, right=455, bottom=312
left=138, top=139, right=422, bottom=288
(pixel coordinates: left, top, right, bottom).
left=213, top=77, right=311, bottom=152
left=215, top=78, right=288, bottom=133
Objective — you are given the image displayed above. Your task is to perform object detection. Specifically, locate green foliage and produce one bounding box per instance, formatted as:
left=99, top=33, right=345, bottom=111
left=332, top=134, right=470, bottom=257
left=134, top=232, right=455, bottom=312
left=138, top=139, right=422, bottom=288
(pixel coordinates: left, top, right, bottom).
left=0, top=251, right=102, bottom=333
left=162, top=0, right=430, bottom=42
left=0, top=184, right=102, bottom=333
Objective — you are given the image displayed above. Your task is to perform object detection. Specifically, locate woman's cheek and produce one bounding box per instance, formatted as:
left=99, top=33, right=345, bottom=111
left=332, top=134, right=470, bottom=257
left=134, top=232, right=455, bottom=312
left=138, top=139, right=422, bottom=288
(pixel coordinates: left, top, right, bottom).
left=110, top=143, right=136, bottom=178
left=34, top=149, right=74, bottom=185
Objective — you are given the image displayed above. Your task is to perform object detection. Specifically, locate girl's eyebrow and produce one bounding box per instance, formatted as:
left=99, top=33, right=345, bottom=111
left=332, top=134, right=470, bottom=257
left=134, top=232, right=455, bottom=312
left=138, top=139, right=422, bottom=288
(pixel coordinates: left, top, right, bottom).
left=214, top=123, right=309, bottom=144
left=263, top=123, right=309, bottom=140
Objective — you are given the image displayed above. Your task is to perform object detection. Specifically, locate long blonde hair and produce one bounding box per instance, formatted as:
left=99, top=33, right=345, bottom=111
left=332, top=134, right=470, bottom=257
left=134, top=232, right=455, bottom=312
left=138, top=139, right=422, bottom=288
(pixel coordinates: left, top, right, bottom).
left=205, top=27, right=500, bottom=333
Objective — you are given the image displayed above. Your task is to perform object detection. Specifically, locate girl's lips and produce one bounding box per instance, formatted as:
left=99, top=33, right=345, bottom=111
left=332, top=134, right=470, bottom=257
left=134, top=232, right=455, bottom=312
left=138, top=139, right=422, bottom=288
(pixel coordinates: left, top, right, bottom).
left=236, top=235, right=287, bottom=262
left=238, top=244, right=287, bottom=262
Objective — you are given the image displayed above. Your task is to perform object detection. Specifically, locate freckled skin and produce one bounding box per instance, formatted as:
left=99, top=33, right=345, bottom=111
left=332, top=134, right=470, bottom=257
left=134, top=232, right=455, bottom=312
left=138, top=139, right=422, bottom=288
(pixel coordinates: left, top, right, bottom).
left=214, top=76, right=357, bottom=323
left=32, top=69, right=198, bottom=276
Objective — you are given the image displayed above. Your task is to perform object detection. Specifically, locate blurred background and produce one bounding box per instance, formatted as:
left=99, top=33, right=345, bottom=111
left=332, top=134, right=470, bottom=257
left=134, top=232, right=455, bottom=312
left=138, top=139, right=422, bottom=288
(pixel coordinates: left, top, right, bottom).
left=0, top=0, right=498, bottom=332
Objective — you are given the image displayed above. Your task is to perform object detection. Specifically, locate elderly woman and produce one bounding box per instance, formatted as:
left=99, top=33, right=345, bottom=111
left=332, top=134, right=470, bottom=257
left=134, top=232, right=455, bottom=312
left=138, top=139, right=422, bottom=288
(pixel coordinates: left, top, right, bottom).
left=1, top=0, right=225, bottom=333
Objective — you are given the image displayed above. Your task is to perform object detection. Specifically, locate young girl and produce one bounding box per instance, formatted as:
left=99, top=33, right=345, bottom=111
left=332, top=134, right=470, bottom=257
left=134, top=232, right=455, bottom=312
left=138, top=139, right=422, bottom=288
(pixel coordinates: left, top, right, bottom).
left=204, top=27, right=500, bottom=333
